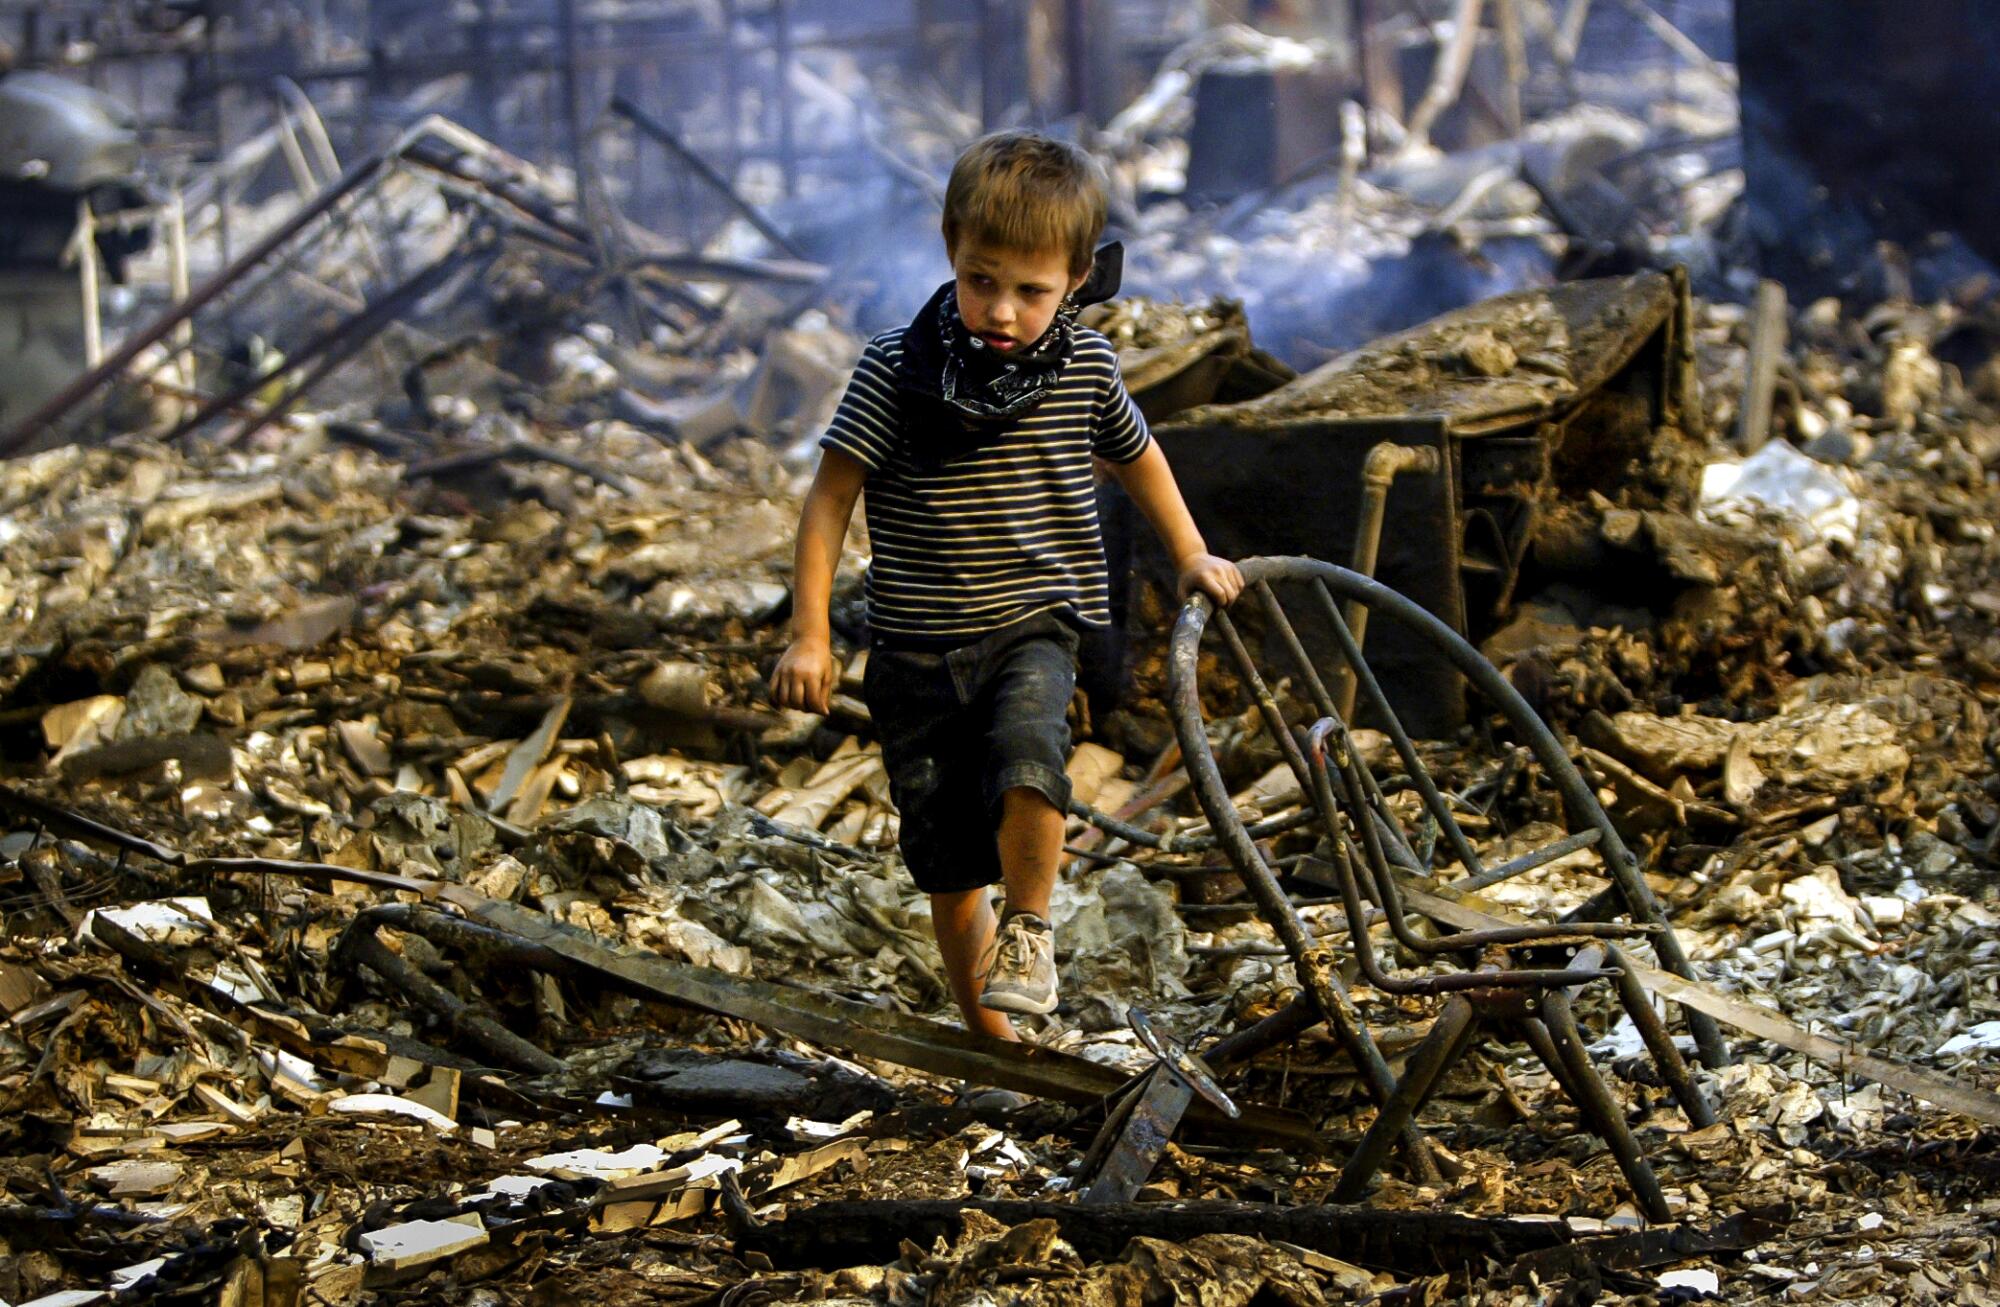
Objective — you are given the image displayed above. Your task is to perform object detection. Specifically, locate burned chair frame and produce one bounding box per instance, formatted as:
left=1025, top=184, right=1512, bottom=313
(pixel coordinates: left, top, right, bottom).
left=1165, top=555, right=1723, bottom=1219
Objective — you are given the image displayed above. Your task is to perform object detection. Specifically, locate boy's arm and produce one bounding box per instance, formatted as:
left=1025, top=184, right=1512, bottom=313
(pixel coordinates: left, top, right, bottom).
left=1103, top=441, right=1245, bottom=606
left=772, top=448, right=868, bottom=714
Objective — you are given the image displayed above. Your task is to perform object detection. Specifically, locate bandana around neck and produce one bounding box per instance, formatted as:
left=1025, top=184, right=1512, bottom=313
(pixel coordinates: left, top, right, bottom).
left=894, top=242, right=1123, bottom=460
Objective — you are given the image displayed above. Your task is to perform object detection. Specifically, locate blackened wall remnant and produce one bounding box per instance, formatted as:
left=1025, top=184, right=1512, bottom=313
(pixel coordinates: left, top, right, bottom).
left=1736, top=0, right=2000, bottom=296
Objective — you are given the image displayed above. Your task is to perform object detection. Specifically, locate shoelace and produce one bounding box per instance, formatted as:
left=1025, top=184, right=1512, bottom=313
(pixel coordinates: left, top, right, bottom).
left=982, top=917, right=1045, bottom=981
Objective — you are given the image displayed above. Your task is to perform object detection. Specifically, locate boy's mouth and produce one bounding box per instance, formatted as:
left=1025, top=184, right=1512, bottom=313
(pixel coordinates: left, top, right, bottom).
left=976, top=332, right=1018, bottom=352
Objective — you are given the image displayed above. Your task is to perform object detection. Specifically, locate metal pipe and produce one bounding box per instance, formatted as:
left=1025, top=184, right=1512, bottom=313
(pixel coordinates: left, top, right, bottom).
left=1450, top=828, right=1601, bottom=894
left=164, top=240, right=482, bottom=446
left=1, top=112, right=569, bottom=457
left=1251, top=580, right=1423, bottom=871
left=74, top=200, right=103, bottom=369
left=1301, top=729, right=1631, bottom=989
left=610, top=93, right=806, bottom=258
left=1340, top=442, right=1442, bottom=719
left=1065, top=798, right=1317, bottom=853
left=165, top=189, right=195, bottom=423
left=221, top=242, right=492, bottom=447
left=275, top=104, right=322, bottom=197
left=1313, top=580, right=1488, bottom=878
left=275, top=75, right=390, bottom=281
left=1313, top=720, right=1644, bottom=954
left=773, top=0, right=798, bottom=197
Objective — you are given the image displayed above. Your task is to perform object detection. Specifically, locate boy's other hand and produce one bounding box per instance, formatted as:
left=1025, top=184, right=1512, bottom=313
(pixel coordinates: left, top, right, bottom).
left=772, top=636, right=838, bottom=714
left=1177, top=553, right=1245, bottom=607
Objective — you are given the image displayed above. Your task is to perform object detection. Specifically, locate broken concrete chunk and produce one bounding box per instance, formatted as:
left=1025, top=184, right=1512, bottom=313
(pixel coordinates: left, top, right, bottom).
left=42, top=694, right=124, bottom=764
left=328, top=1093, right=459, bottom=1132
left=1066, top=743, right=1127, bottom=811
left=1451, top=329, right=1517, bottom=377
left=643, top=578, right=787, bottom=626
left=139, top=478, right=284, bottom=539
left=215, top=595, right=358, bottom=650
left=85, top=1158, right=183, bottom=1197
left=357, top=1213, right=487, bottom=1271
left=336, top=720, right=394, bottom=777
left=1597, top=711, right=1740, bottom=774
left=639, top=661, right=716, bottom=715
left=118, top=663, right=203, bottom=739
left=626, top=911, right=753, bottom=975
left=292, top=660, right=333, bottom=691
left=524, top=1143, right=668, bottom=1180
left=1599, top=702, right=1910, bottom=794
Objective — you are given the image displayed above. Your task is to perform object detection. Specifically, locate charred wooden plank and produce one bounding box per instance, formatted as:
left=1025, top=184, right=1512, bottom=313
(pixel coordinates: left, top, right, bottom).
left=739, top=1197, right=1575, bottom=1274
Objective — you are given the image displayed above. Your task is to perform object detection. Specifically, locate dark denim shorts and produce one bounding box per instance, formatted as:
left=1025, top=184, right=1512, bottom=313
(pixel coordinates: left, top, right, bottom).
left=863, top=612, right=1078, bottom=895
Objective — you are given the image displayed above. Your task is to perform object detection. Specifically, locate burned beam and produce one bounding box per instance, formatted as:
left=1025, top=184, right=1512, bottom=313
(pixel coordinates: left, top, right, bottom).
left=610, top=94, right=806, bottom=259
left=1734, top=279, right=1787, bottom=452
left=1510, top=1211, right=1775, bottom=1285
left=0, top=783, right=444, bottom=898
left=336, top=910, right=567, bottom=1076
left=162, top=238, right=490, bottom=446
left=433, top=889, right=1314, bottom=1143
left=739, top=1196, right=1662, bottom=1274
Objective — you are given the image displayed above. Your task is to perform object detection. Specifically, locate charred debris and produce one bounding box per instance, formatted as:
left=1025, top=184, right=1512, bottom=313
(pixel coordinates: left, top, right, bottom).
left=2, top=2, right=2000, bottom=1305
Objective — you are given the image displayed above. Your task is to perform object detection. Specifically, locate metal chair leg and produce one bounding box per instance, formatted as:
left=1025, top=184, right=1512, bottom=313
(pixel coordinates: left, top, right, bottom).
left=1607, top=944, right=1718, bottom=1129
left=1332, top=996, right=1478, bottom=1202
left=1536, top=948, right=1673, bottom=1222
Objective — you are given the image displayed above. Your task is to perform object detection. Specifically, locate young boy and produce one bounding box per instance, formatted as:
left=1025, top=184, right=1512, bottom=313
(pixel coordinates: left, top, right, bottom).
left=771, top=132, right=1243, bottom=1040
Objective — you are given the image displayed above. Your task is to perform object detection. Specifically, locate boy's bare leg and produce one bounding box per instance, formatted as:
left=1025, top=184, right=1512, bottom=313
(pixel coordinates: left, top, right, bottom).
left=931, top=888, right=1018, bottom=1040
left=996, top=787, right=1062, bottom=918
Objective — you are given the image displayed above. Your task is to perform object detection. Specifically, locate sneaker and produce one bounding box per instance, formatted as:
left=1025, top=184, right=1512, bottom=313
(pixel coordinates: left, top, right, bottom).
left=979, top=911, right=1058, bottom=1015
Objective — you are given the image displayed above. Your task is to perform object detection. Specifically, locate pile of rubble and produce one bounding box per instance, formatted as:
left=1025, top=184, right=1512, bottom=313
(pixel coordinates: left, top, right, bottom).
left=2, top=260, right=2000, bottom=1305
left=7, top=8, right=2000, bottom=1301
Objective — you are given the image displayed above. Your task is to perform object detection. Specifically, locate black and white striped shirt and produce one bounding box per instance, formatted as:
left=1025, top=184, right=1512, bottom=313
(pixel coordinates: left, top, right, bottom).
left=820, top=326, right=1151, bottom=644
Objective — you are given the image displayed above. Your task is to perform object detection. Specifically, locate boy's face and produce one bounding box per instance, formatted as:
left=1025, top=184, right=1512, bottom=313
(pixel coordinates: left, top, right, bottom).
left=950, top=239, right=1086, bottom=353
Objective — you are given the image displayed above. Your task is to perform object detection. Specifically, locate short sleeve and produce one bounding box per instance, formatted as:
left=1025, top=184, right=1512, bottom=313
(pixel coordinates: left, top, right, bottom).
left=818, top=335, right=904, bottom=470
left=1091, top=347, right=1151, bottom=465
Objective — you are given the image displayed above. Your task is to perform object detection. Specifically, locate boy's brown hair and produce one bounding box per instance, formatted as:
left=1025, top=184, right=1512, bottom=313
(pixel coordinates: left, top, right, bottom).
left=942, top=132, right=1109, bottom=278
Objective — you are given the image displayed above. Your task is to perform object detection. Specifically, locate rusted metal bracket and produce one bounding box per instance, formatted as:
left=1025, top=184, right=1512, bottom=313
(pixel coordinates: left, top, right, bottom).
left=1075, top=1007, right=1238, bottom=1204
left=1076, top=1068, right=1191, bottom=1204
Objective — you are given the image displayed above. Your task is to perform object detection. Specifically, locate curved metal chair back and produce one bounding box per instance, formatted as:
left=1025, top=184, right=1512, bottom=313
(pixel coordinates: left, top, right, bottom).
left=1165, top=556, right=1722, bottom=1215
